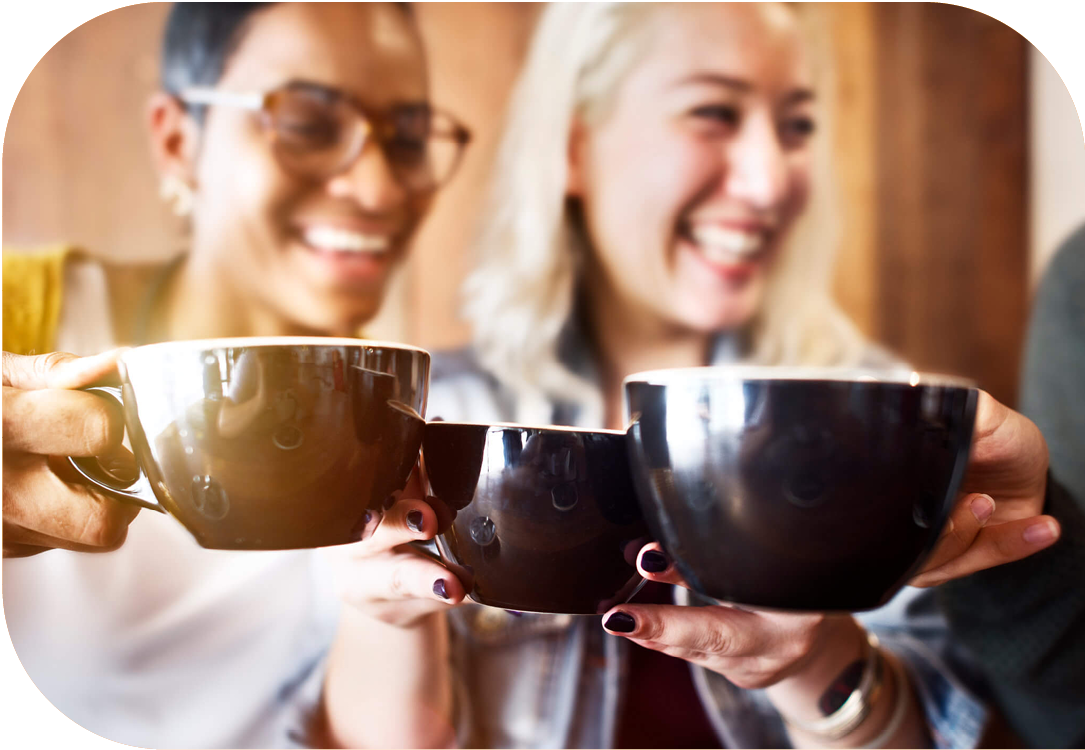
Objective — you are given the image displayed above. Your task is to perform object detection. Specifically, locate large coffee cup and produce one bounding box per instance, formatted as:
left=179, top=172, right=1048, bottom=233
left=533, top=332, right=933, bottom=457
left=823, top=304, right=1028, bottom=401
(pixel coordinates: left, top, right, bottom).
left=624, top=367, right=977, bottom=611
left=69, top=337, right=429, bottom=550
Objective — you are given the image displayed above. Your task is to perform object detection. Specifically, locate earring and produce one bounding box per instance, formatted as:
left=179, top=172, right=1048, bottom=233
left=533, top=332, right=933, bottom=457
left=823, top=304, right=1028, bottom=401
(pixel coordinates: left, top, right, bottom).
left=159, top=174, right=195, bottom=218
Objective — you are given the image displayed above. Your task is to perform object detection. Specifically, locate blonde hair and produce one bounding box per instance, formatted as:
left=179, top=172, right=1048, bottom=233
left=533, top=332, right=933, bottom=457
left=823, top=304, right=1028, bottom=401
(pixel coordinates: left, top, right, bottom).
left=463, top=2, right=866, bottom=423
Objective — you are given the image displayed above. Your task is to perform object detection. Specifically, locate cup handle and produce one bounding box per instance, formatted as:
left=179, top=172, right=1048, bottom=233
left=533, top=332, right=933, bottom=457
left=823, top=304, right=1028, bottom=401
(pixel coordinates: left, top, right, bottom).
left=407, top=539, right=441, bottom=561
left=66, top=386, right=166, bottom=513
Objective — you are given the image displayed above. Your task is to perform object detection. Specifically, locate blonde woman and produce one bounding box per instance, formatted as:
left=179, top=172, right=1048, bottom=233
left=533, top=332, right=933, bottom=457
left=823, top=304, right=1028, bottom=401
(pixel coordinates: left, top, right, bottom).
left=322, top=4, right=1059, bottom=747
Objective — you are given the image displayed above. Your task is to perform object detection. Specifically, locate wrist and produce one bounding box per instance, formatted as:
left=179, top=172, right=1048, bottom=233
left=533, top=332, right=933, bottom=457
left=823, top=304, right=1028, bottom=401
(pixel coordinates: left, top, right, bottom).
left=776, top=635, right=926, bottom=749
left=767, top=615, right=864, bottom=717
left=341, top=600, right=446, bottom=634
left=779, top=630, right=885, bottom=741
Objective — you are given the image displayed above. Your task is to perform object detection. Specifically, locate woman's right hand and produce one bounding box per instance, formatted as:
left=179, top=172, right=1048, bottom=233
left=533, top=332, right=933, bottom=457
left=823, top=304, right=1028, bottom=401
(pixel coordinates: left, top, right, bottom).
left=2, top=350, right=140, bottom=557
left=321, top=478, right=468, bottom=627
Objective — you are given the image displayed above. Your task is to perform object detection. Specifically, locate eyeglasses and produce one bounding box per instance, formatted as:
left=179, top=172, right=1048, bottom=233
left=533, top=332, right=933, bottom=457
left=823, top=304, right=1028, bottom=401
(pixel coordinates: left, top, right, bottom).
left=179, top=81, right=471, bottom=194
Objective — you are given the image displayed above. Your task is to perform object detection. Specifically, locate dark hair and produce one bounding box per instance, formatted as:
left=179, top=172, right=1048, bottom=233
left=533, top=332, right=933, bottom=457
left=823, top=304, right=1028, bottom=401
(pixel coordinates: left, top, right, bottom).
left=159, top=2, right=414, bottom=94
left=160, top=3, right=417, bottom=123
left=161, top=3, right=274, bottom=97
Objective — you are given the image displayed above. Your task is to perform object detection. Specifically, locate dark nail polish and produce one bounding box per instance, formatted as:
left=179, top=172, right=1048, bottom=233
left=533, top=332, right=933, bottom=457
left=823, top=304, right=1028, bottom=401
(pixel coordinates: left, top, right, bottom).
left=406, top=510, right=424, bottom=533
left=604, top=612, right=636, bottom=633
left=433, top=579, right=449, bottom=599
left=641, top=549, right=670, bottom=573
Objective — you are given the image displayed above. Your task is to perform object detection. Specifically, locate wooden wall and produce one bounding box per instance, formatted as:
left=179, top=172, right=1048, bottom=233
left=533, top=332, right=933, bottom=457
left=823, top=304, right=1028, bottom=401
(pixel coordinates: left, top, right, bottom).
left=3, top=3, right=1031, bottom=405
left=870, top=3, right=1028, bottom=405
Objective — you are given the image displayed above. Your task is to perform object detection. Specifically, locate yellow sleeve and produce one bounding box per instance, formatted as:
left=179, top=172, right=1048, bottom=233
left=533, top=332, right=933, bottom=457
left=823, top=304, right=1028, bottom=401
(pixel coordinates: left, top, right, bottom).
left=2, top=246, right=72, bottom=355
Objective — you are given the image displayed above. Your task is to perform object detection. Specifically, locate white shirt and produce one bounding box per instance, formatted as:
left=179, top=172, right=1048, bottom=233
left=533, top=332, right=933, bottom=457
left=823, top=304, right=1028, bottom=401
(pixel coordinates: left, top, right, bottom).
left=3, top=257, right=341, bottom=748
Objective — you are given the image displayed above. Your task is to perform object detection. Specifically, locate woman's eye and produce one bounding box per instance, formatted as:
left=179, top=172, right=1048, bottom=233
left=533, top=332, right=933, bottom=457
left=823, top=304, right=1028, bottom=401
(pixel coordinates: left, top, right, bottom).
left=386, top=136, right=428, bottom=165
left=780, top=116, right=816, bottom=145
left=690, top=104, right=741, bottom=128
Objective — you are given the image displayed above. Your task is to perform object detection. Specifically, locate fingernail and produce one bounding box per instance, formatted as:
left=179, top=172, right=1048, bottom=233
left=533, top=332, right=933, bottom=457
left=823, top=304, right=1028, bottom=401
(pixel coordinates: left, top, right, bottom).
left=970, top=495, right=995, bottom=525
left=433, top=579, right=449, bottom=599
left=1023, top=520, right=1059, bottom=545
left=604, top=612, right=636, bottom=633
left=641, top=549, right=670, bottom=573
left=406, top=510, right=424, bottom=533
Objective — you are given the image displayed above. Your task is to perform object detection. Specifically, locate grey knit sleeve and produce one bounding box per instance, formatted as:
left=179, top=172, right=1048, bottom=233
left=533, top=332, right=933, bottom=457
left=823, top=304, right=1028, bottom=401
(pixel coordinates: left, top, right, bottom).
left=936, top=226, right=1085, bottom=748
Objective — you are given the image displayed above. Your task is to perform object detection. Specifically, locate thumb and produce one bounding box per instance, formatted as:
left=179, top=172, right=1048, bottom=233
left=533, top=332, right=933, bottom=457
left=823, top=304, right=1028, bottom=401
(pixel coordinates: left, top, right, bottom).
left=2, top=348, right=128, bottom=390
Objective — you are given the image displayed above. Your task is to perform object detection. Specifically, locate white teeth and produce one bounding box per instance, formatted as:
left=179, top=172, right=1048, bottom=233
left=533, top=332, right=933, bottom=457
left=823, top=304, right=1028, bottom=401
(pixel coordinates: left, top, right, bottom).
left=689, top=225, right=763, bottom=263
left=302, top=226, right=390, bottom=254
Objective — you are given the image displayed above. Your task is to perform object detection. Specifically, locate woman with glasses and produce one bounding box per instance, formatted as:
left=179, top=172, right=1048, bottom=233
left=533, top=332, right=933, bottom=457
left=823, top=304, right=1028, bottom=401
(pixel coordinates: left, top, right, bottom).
left=2, top=3, right=469, bottom=747
left=320, top=4, right=1062, bottom=748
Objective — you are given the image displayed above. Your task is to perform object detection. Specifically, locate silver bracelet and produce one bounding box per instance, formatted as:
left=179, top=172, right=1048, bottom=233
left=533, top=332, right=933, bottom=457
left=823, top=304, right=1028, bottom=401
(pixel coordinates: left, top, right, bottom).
left=782, top=631, right=885, bottom=741
left=864, top=653, right=910, bottom=749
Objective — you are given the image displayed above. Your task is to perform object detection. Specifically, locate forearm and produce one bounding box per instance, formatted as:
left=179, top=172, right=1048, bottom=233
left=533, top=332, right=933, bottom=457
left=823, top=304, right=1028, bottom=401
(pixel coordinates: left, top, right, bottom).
left=323, top=608, right=456, bottom=749
left=766, top=617, right=929, bottom=749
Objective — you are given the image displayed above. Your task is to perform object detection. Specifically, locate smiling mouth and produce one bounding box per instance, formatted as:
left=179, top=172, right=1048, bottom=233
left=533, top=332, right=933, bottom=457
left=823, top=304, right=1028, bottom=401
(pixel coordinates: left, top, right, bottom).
left=683, top=223, right=770, bottom=266
left=300, top=225, right=392, bottom=256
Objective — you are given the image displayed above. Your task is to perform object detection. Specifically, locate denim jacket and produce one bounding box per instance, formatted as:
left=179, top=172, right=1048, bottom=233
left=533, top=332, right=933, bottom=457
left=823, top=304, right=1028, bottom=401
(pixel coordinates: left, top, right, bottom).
left=426, top=329, right=989, bottom=749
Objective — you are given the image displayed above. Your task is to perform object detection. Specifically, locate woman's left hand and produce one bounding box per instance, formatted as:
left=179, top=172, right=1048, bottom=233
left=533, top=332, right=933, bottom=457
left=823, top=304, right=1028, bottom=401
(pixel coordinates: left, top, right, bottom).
left=603, top=545, right=927, bottom=748
left=602, top=544, right=855, bottom=690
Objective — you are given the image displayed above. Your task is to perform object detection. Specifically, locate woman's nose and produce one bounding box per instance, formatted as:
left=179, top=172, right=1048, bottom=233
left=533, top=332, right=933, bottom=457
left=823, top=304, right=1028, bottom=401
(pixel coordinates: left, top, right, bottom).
left=326, top=140, right=409, bottom=212
left=722, top=112, right=789, bottom=210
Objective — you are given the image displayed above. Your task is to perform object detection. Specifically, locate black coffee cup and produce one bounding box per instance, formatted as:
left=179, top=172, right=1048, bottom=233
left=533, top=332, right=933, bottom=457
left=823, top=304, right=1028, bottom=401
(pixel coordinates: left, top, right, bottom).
left=624, top=366, right=977, bottom=611
left=421, top=422, right=649, bottom=614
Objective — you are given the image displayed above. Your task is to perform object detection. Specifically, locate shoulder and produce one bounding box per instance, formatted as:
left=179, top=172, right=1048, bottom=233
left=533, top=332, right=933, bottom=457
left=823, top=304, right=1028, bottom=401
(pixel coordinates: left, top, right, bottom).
left=427, top=346, right=514, bottom=423
left=1036, top=225, right=1085, bottom=313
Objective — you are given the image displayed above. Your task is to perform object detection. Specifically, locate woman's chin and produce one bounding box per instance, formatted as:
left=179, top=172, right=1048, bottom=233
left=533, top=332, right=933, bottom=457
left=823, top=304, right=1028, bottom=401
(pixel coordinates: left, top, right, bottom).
left=278, top=299, right=380, bottom=337
left=674, top=296, right=761, bottom=337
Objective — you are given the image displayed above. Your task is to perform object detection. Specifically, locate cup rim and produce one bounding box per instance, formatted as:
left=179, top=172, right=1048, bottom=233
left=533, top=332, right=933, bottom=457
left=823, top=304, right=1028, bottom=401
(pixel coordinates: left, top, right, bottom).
left=426, top=420, right=625, bottom=436
left=623, top=365, right=976, bottom=389
left=120, top=336, right=431, bottom=358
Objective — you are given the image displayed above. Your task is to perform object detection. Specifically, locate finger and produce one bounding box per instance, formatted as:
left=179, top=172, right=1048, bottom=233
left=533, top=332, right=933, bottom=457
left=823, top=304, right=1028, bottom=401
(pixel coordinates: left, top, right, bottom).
left=965, top=390, right=1048, bottom=499
left=3, top=460, right=141, bottom=549
left=1, top=519, right=133, bottom=555
left=4, top=387, right=125, bottom=455
left=910, top=515, right=1061, bottom=587
left=602, top=602, right=763, bottom=657
left=364, top=496, right=439, bottom=555
left=917, top=493, right=995, bottom=574
left=3, top=541, right=55, bottom=558
left=2, top=349, right=126, bottom=390
left=335, top=550, right=466, bottom=607
left=635, top=542, right=686, bottom=586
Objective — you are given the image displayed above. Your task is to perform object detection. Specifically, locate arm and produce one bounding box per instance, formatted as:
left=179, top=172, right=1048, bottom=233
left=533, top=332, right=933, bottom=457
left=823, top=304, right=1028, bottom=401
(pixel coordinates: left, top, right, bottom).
left=317, top=480, right=468, bottom=748
left=324, top=607, right=457, bottom=748
left=935, top=227, right=1085, bottom=749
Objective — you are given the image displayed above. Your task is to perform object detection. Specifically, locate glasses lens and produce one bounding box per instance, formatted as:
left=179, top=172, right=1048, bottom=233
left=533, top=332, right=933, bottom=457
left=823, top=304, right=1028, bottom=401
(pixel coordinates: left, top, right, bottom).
left=383, top=107, right=467, bottom=193
left=264, top=89, right=467, bottom=191
left=266, top=88, right=361, bottom=178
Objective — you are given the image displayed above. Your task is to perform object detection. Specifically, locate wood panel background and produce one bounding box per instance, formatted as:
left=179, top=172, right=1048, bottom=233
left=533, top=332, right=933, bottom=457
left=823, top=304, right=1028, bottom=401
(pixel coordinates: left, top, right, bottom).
left=3, top=2, right=1033, bottom=405
left=872, top=3, right=1028, bottom=405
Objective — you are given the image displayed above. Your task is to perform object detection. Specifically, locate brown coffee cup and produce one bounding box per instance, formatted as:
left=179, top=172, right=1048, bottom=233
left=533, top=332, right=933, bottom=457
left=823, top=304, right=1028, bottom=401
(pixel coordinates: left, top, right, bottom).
left=68, top=337, right=429, bottom=550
